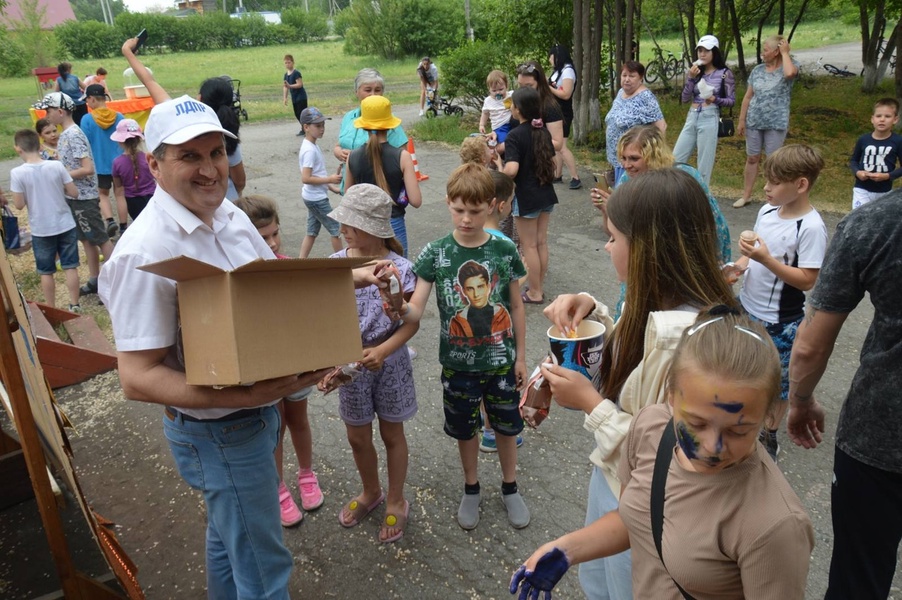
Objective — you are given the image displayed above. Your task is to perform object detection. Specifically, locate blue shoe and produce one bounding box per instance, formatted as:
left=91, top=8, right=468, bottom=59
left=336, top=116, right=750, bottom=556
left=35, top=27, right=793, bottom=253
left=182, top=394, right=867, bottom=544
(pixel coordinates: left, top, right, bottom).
left=479, top=432, right=497, bottom=452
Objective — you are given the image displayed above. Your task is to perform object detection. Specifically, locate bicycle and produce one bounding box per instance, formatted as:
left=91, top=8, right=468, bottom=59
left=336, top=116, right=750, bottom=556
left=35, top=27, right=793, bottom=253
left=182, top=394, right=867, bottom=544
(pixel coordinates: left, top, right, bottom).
left=801, top=57, right=856, bottom=88
left=645, top=46, right=683, bottom=84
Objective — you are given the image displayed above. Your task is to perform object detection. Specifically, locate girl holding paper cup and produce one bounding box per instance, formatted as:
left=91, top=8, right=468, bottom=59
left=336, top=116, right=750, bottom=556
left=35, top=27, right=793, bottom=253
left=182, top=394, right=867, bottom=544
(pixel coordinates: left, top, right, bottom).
left=540, top=168, right=738, bottom=599
left=672, top=35, right=735, bottom=186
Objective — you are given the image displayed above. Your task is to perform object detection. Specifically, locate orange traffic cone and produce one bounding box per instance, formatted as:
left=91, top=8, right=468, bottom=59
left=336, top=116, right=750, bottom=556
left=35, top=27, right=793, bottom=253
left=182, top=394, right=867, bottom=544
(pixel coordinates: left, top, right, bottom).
left=407, top=138, right=429, bottom=182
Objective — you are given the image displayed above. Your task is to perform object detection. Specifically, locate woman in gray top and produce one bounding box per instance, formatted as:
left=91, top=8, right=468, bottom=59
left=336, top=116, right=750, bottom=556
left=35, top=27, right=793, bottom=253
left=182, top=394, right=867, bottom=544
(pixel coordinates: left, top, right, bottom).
left=734, top=35, right=799, bottom=208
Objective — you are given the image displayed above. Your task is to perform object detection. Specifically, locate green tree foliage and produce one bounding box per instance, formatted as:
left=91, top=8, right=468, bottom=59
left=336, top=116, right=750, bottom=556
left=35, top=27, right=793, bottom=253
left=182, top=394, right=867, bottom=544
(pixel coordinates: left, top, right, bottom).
left=6, top=0, right=62, bottom=67
left=70, top=0, right=126, bottom=23
left=343, top=0, right=464, bottom=59
left=481, top=0, right=570, bottom=58
left=0, top=27, right=28, bottom=76
left=332, top=8, right=352, bottom=37
left=440, top=39, right=514, bottom=110
left=55, top=19, right=119, bottom=58
left=281, top=7, right=329, bottom=41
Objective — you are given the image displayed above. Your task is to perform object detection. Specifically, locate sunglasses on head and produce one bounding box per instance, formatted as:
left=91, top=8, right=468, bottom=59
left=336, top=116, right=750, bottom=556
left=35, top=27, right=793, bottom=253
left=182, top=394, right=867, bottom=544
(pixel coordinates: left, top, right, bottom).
left=517, top=63, right=537, bottom=75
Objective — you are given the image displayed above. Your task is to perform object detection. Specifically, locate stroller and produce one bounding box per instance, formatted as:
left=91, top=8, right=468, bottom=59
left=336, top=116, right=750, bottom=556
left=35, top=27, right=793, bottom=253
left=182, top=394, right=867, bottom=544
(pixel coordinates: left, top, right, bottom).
left=220, top=75, right=248, bottom=121
left=424, top=88, right=464, bottom=118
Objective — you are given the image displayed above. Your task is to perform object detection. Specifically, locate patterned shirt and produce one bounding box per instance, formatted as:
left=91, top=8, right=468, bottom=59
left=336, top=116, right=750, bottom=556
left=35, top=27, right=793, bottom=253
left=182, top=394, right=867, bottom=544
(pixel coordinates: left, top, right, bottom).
left=58, top=125, right=98, bottom=201
left=413, top=233, right=526, bottom=371
left=745, top=60, right=800, bottom=131
left=604, top=89, right=664, bottom=166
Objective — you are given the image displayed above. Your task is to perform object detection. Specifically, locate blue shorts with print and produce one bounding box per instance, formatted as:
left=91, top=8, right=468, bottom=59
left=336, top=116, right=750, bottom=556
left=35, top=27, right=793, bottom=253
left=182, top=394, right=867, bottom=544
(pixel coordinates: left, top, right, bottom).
left=512, top=196, right=555, bottom=219
left=32, top=229, right=80, bottom=275
left=441, top=366, right=523, bottom=439
left=304, top=197, right=341, bottom=237
left=749, top=314, right=802, bottom=401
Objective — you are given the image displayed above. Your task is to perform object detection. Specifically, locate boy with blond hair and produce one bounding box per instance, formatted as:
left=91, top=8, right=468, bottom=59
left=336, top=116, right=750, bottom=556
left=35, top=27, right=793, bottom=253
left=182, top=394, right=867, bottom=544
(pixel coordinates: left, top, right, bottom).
left=9, top=129, right=81, bottom=311
left=479, top=70, right=513, bottom=144
left=736, top=144, right=828, bottom=460
left=403, top=163, right=529, bottom=530
left=849, top=97, right=902, bottom=209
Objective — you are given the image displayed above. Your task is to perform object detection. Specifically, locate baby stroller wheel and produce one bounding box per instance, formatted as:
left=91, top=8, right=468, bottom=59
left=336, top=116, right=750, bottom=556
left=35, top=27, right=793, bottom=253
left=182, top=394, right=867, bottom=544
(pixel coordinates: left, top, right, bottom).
left=426, top=106, right=438, bottom=118
left=450, top=106, right=464, bottom=117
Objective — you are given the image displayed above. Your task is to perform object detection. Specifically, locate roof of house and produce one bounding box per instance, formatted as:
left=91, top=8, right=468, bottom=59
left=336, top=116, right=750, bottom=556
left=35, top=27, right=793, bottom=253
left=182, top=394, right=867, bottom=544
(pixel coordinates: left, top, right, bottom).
left=2, top=0, right=77, bottom=29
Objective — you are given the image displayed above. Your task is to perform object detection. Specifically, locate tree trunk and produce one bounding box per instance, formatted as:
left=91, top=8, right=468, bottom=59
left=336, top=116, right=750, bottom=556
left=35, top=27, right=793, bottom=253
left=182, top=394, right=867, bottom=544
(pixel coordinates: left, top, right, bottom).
left=896, top=22, right=902, bottom=115
left=860, top=0, right=887, bottom=93
left=707, top=0, right=716, bottom=34
left=787, top=0, right=811, bottom=41
left=726, top=0, right=746, bottom=79
left=572, top=0, right=603, bottom=143
left=876, top=18, right=899, bottom=81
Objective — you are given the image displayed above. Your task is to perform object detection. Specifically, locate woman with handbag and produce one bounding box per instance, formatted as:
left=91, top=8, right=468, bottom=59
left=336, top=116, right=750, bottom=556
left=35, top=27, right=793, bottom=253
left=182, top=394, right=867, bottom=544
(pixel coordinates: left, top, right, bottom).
left=511, top=307, right=813, bottom=600
left=672, top=35, right=735, bottom=186
left=527, top=169, right=739, bottom=599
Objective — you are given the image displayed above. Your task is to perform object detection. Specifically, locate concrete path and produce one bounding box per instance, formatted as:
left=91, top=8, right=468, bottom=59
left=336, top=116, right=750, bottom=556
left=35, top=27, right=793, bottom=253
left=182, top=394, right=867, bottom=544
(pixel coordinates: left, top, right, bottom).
left=0, top=74, right=899, bottom=599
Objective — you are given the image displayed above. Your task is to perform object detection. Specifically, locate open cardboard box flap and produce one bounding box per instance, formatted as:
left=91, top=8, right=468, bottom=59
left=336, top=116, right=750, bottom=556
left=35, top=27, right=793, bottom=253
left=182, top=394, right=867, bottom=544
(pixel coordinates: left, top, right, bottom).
left=135, top=255, right=378, bottom=386
left=138, top=256, right=374, bottom=280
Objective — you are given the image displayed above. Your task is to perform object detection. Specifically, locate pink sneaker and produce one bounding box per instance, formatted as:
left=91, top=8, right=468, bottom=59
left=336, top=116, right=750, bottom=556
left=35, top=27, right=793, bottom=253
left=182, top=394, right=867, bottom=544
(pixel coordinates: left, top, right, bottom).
left=298, top=470, right=324, bottom=511
left=279, top=481, right=303, bottom=527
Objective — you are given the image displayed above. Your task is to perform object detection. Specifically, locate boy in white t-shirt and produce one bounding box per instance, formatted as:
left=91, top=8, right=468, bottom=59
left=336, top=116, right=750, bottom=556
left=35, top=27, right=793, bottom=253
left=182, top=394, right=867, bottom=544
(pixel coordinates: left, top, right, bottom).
left=298, top=107, right=343, bottom=258
left=9, top=129, right=82, bottom=311
left=735, top=144, right=828, bottom=461
left=479, top=70, right=514, bottom=145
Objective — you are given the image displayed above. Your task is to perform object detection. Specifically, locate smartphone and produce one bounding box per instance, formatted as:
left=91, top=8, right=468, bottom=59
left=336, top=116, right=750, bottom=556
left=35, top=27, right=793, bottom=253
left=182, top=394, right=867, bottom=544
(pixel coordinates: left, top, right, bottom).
left=134, top=28, right=148, bottom=54
left=593, top=173, right=610, bottom=193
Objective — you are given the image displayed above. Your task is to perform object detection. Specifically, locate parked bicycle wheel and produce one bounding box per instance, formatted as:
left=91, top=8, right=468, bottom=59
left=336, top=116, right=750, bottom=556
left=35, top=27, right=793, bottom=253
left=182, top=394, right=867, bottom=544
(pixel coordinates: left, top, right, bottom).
left=645, top=61, right=662, bottom=84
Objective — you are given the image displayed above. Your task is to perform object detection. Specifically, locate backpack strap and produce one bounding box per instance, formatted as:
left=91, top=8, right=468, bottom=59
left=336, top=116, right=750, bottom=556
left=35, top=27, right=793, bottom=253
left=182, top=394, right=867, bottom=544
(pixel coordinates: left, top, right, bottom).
left=651, top=417, right=698, bottom=600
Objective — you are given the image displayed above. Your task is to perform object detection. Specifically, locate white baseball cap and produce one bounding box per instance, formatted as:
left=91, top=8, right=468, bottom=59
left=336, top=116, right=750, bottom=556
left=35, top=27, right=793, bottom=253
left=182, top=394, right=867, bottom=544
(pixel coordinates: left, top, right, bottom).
left=144, top=94, right=237, bottom=153
left=697, top=35, right=719, bottom=50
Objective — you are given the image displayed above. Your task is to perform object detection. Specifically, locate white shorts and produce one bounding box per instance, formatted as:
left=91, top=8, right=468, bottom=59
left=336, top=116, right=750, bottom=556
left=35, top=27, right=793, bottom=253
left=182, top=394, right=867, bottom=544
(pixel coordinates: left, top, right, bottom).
left=852, top=187, right=888, bottom=209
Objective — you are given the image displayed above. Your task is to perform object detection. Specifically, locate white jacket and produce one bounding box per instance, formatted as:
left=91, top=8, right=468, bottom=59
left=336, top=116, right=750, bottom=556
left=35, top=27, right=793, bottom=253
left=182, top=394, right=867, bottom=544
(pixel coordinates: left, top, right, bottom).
left=580, top=295, right=697, bottom=496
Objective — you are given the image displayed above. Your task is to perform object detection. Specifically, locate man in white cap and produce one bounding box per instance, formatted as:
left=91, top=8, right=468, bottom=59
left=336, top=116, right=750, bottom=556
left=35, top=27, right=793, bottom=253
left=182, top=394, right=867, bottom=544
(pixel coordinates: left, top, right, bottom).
left=99, top=92, right=317, bottom=599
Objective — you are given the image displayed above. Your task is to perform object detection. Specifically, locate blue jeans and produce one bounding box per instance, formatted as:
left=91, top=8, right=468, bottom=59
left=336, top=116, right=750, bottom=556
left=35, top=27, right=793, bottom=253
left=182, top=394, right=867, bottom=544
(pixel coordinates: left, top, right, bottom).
left=163, top=405, right=292, bottom=600
left=391, top=216, right=408, bottom=258
left=578, top=466, right=633, bottom=600
left=672, top=105, right=719, bottom=185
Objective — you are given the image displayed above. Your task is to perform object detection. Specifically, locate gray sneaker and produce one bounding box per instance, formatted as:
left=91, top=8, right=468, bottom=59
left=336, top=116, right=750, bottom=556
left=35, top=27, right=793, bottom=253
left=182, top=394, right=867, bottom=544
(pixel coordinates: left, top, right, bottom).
left=502, top=491, right=530, bottom=529
left=457, top=491, right=481, bottom=530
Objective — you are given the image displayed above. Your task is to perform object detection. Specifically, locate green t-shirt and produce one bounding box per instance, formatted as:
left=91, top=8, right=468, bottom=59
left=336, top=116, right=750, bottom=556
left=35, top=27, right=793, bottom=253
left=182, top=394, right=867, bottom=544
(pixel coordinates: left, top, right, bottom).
left=413, top=233, right=527, bottom=371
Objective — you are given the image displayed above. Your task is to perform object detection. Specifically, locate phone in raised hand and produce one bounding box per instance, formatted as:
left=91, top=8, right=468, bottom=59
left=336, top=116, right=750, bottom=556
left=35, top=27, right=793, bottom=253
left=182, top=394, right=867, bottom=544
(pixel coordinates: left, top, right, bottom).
left=133, top=28, right=148, bottom=54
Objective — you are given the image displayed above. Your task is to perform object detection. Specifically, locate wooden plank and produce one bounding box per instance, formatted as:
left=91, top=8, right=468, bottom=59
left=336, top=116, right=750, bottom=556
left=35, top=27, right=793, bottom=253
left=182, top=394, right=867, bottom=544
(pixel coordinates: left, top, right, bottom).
left=28, top=303, right=61, bottom=343
left=34, top=338, right=118, bottom=390
left=63, top=316, right=116, bottom=357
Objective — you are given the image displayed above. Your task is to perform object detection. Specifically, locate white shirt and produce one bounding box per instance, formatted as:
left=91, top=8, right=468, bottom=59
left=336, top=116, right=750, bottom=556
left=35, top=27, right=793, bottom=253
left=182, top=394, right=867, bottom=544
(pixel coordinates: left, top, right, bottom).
left=740, top=204, right=827, bottom=323
left=99, top=187, right=275, bottom=419
left=9, top=161, right=76, bottom=237
left=482, top=90, right=514, bottom=131
left=299, top=138, right=329, bottom=202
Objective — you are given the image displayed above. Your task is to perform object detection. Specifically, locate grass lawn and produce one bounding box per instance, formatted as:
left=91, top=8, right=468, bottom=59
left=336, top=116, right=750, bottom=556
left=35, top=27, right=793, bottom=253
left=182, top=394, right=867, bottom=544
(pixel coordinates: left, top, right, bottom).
left=0, top=40, right=423, bottom=160
left=412, top=75, right=898, bottom=215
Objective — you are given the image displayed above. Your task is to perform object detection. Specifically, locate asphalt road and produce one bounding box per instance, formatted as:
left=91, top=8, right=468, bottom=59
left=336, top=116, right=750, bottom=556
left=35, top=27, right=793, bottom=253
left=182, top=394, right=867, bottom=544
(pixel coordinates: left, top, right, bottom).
left=0, top=47, right=899, bottom=598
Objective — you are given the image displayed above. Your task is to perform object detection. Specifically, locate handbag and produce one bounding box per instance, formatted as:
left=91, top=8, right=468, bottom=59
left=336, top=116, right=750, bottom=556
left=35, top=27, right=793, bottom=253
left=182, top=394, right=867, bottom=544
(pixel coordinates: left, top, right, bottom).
left=716, top=69, right=734, bottom=138
left=2, top=206, right=20, bottom=250
left=651, top=417, right=698, bottom=600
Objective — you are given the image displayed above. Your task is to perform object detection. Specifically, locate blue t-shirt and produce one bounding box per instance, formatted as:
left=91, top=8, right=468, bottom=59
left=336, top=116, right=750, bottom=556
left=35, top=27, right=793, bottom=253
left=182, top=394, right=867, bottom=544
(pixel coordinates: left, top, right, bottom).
left=57, top=75, right=85, bottom=106
left=80, top=112, right=124, bottom=174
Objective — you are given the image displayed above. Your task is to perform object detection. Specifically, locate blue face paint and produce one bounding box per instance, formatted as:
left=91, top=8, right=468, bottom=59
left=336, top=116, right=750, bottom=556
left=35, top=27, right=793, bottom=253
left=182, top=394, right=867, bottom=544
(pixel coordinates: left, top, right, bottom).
left=676, top=421, right=699, bottom=460
left=713, top=396, right=744, bottom=413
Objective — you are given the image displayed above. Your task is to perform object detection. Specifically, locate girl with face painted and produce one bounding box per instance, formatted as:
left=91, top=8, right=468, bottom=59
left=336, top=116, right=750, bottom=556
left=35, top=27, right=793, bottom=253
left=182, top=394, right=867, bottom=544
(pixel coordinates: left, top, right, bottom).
left=536, top=168, right=738, bottom=599
left=512, top=307, right=814, bottom=599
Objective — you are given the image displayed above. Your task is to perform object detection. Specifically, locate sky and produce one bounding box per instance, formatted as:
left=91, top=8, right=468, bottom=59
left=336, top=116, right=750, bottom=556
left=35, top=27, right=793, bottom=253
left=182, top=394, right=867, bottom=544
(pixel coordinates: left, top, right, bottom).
left=122, top=0, right=176, bottom=13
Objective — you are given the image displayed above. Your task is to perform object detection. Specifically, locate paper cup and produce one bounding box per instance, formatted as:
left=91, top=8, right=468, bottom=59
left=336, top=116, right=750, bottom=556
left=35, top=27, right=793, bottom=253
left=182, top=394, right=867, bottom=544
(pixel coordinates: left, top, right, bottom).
left=547, top=320, right=606, bottom=386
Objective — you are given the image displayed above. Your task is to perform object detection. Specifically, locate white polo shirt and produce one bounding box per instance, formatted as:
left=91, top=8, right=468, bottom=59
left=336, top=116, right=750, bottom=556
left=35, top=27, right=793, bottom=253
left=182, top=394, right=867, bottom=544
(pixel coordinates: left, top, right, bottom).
left=99, top=187, right=275, bottom=419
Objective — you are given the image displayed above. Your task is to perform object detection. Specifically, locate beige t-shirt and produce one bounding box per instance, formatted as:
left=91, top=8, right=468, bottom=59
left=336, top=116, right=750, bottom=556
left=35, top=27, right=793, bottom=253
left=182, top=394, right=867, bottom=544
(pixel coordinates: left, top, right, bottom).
left=618, top=404, right=814, bottom=600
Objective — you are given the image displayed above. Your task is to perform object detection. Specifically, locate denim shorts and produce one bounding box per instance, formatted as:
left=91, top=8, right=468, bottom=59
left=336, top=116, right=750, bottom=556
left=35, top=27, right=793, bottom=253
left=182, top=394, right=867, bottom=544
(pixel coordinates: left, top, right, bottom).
left=512, top=196, right=555, bottom=219
left=67, top=198, right=110, bottom=245
left=748, top=313, right=802, bottom=401
left=441, top=366, right=524, bottom=439
left=32, top=229, right=80, bottom=274
left=304, top=197, right=341, bottom=237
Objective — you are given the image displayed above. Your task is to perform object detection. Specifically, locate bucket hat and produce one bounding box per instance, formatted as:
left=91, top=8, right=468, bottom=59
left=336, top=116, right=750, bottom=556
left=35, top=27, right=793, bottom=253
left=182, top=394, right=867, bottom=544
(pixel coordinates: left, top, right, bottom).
left=110, top=119, right=144, bottom=142
left=328, top=184, right=394, bottom=239
left=353, top=96, right=402, bottom=131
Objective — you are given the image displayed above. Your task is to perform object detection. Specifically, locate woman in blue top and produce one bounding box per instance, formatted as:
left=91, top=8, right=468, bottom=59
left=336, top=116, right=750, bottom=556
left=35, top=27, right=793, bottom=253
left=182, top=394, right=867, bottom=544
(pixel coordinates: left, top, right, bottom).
left=604, top=61, right=666, bottom=184
left=595, top=125, right=730, bottom=264
left=54, top=62, right=87, bottom=125
left=672, top=35, right=735, bottom=186
left=333, top=68, right=408, bottom=174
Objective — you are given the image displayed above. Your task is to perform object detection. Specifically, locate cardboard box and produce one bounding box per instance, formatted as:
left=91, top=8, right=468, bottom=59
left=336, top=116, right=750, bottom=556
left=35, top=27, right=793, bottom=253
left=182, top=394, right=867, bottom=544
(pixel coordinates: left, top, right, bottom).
left=139, top=256, right=368, bottom=386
